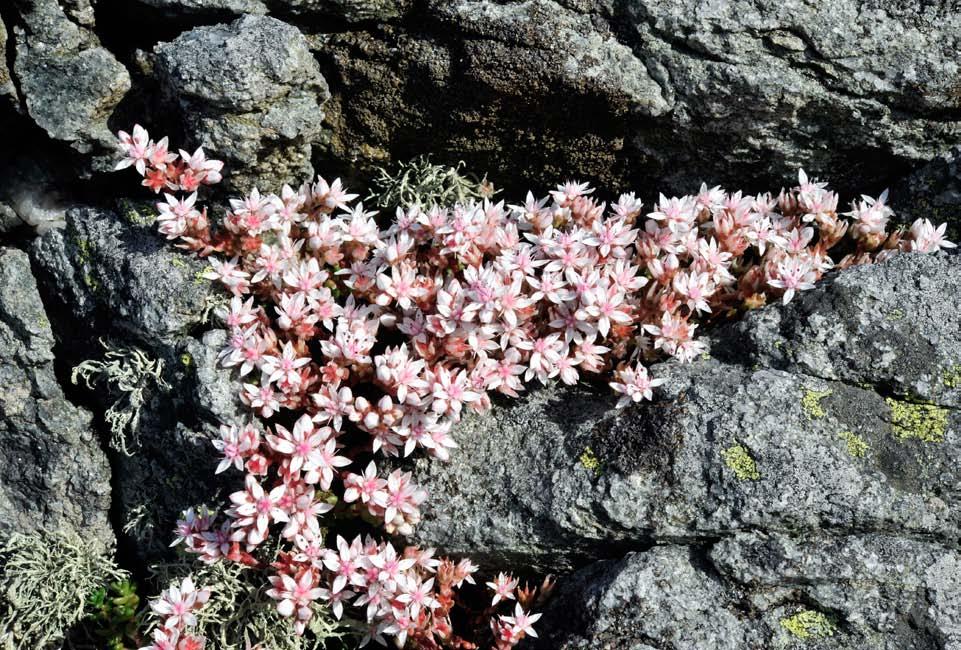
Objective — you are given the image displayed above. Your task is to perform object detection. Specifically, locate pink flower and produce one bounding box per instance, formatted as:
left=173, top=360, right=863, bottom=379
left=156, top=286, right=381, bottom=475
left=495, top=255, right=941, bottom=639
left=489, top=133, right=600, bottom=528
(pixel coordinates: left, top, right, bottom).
left=396, top=576, right=439, bottom=618
left=905, top=218, right=956, bottom=253
left=150, top=577, right=210, bottom=629
left=767, top=256, right=817, bottom=304
left=302, top=438, right=351, bottom=489
left=486, top=572, right=519, bottom=606
left=343, top=461, right=387, bottom=505
left=212, top=423, right=254, bottom=474
left=266, top=569, right=325, bottom=635
left=267, top=414, right=330, bottom=474
left=228, top=476, right=289, bottom=546
left=116, top=124, right=152, bottom=175
left=500, top=603, right=543, bottom=639
left=431, top=367, right=479, bottom=416
left=610, top=364, right=666, bottom=408
left=262, top=341, right=311, bottom=386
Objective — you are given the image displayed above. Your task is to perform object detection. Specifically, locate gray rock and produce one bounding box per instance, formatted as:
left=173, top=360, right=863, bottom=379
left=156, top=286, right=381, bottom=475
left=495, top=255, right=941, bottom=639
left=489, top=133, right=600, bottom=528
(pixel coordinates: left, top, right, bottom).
left=413, top=358, right=960, bottom=573
left=184, top=328, right=247, bottom=424
left=892, top=144, right=961, bottom=238
left=31, top=205, right=216, bottom=350
left=537, top=547, right=762, bottom=650
left=0, top=19, right=17, bottom=108
left=30, top=207, right=237, bottom=562
left=716, top=252, right=961, bottom=405
left=153, top=15, right=330, bottom=193
left=539, top=535, right=960, bottom=649
left=11, top=0, right=130, bottom=158
left=0, top=202, right=23, bottom=235
left=320, top=0, right=961, bottom=195
left=136, top=0, right=269, bottom=15
left=272, top=0, right=413, bottom=22
left=133, top=0, right=410, bottom=21
left=0, top=247, right=111, bottom=544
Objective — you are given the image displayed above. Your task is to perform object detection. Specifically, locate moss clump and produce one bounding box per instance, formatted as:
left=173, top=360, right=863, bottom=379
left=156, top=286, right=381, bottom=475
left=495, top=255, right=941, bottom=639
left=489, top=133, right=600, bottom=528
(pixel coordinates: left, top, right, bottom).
left=801, top=388, right=832, bottom=419
left=885, top=308, right=905, bottom=321
left=579, top=447, right=602, bottom=475
left=117, top=198, right=156, bottom=226
left=837, top=430, right=868, bottom=458
left=0, top=530, right=126, bottom=648
left=886, top=397, right=948, bottom=443
left=366, top=156, right=495, bottom=209
left=780, top=609, right=836, bottom=640
left=721, top=444, right=760, bottom=481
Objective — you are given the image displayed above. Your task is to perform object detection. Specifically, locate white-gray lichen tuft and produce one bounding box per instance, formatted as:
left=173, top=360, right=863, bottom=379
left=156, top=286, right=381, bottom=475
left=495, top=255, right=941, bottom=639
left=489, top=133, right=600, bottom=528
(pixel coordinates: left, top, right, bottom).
left=0, top=530, right=125, bottom=649
left=71, top=340, right=170, bottom=455
left=366, top=155, right=496, bottom=209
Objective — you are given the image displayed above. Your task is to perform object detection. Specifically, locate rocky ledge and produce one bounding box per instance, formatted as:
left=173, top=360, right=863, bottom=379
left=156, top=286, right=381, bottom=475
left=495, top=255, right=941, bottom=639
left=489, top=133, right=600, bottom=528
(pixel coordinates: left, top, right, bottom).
left=8, top=201, right=956, bottom=648
left=409, top=252, right=961, bottom=649
left=0, top=1, right=960, bottom=648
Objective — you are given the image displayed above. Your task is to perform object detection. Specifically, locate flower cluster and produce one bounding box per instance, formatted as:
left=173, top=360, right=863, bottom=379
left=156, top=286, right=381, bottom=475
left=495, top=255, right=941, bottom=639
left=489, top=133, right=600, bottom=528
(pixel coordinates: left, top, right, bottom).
left=117, top=125, right=952, bottom=647
left=143, top=577, right=210, bottom=650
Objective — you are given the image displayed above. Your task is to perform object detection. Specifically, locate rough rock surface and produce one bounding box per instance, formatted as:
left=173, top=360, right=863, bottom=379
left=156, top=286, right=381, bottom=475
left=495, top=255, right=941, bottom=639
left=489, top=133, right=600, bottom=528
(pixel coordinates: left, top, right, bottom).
left=319, top=0, right=961, bottom=195
left=153, top=15, right=330, bottom=193
left=410, top=252, right=961, bottom=647
left=31, top=206, right=215, bottom=349
left=0, top=18, right=17, bottom=108
left=10, top=0, right=130, bottom=159
left=2, top=0, right=957, bottom=199
left=717, top=252, right=961, bottom=404
left=1, top=0, right=960, bottom=645
left=136, top=0, right=411, bottom=21
left=538, top=536, right=961, bottom=650
left=31, top=206, right=232, bottom=560
left=893, top=144, right=961, bottom=235
left=0, top=247, right=111, bottom=544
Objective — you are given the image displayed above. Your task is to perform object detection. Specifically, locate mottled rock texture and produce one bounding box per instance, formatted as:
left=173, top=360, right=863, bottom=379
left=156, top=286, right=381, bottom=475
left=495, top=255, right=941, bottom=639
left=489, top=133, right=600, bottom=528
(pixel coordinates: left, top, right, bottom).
left=9, top=0, right=130, bottom=160
left=153, top=14, right=330, bottom=193
left=411, top=252, right=961, bottom=648
left=31, top=206, right=233, bottom=561
left=1, top=1, right=960, bottom=646
left=319, top=0, right=961, bottom=195
left=0, top=247, right=112, bottom=544
left=2, top=0, right=958, bottom=198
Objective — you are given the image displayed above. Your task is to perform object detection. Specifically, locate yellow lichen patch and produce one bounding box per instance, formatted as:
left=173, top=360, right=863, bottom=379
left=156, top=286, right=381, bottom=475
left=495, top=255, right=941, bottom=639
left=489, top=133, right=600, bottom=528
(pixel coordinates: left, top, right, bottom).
left=721, top=444, right=760, bottom=481
left=194, top=267, right=212, bottom=286
left=838, top=430, right=868, bottom=458
left=942, top=365, right=961, bottom=389
left=801, top=388, right=832, bottom=419
left=780, top=610, right=836, bottom=640
left=76, top=238, right=93, bottom=263
left=579, top=447, right=602, bottom=476
left=886, top=398, right=948, bottom=443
